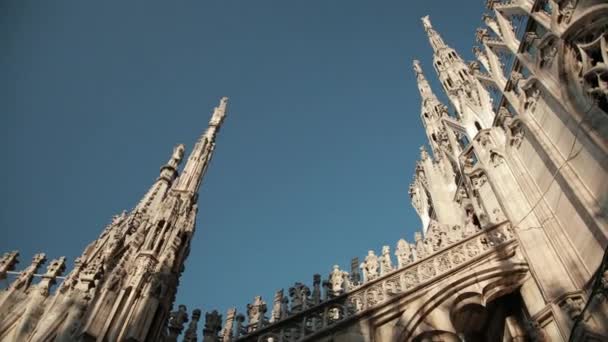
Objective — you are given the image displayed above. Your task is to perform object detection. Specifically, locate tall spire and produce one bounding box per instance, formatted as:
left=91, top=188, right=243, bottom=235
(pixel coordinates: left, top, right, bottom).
left=413, top=60, right=438, bottom=102
left=421, top=15, right=447, bottom=53
left=175, top=97, right=229, bottom=194
left=419, top=16, right=495, bottom=136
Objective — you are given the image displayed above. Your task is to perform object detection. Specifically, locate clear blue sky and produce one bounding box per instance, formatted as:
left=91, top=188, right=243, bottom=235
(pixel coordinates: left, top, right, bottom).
left=1, top=1, right=483, bottom=318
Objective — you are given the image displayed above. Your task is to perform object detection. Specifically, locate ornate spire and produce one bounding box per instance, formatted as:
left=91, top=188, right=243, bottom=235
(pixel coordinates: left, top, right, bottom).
left=413, top=60, right=437, bottom=101
left=175, top=97, right=229, bottom=194
left=421, top=15, right=447, bottom=53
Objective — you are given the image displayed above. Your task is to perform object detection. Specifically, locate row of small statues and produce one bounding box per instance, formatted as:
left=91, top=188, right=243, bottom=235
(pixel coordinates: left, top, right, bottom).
left=357, top=220, right=480, bottom=284
left=221, top=221, right=483, bottom=337
left=166, top=305, right=224, bottom=342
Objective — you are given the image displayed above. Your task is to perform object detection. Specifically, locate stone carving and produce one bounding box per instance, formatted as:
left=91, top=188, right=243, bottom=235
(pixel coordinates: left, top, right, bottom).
left=183, top=309, right=200, bottom=342
left=451, top=246, right=467, bottom=265
left=380, top=245, right=393, bottom=275
left=289, top=283, right=310, bottom=312
left=419, top=146, right=429, bottom=160
left=524, top=319, right=547, bottom=342
left=446, top=225, right=464, bottom=245
left=475, top=27, right=490, bottom=43
left=39, top=256, right=67, bottom=296
left=365, top=285, right=384, bottom=307
left=414, top=232, right=431, bottom=259
left=418, top=261, right=437, bottom=280
left=232, top=223, right=517, bottom=340
left=246, top=296, right=267, bottom=331
left=270, top=289, right=284, bottom=323
left=557, top=0, right=576, bottom=25
left=169, top=144, right=185, bottom=168
left=468, top=61, right=481, bottom=74
left=221, top=308, right=236, bottom=341
left=471, top=173, right=488, bottom=190
left=360, top=250, right=380, bottom=281
left=203, top=310, right=223, bottom=341
left=563, top=296, right=585, bottom=320
left=538, top=35, right=558, bottom=69
left=0, top=251, right=19, bottom=280
left=168, top=305, right=189, bottom=337
left=523, top=85, right=541, bottom=112
left=426, top=221, right=448, bottom=251
left=436, top=254, right=451, bottom=272
left=465, top=241, right=481, bottom=258
left=523, top=31, right=539, bottom=47
left=403, top=270, right=420, bottom=289
left=570, top=30, right=608, bottom=114
left=385, top=276, right=401, bottom=295
left=463, top=210, right=481, bottom=236
left=329, top=265, right=348, bottom=297
left=11, top=253, right=46, bottom=291
left=395, top=239, right=413, bottom=268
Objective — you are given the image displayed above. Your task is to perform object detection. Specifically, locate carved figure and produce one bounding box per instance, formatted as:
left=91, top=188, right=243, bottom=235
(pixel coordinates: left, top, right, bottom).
left=329, top=265, right=347, bottom=296
left=380, top=245, right=393, bottom=275
left=168, top=305, right=189, bottom=335
left=246, top=296, right=267, bottom=331
left=360, top=250, right=380, bottom=281
left=395, top=239, right=413, bottom=268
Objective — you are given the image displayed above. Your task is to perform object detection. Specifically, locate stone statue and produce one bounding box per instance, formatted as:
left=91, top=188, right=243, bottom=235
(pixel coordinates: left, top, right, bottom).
left=203, top=310, right=223, bottom=341
left=329, top=265, right=348, bottom=296
left=414, top=232, right=429, bottom=259
left=380, top=245, right=393, bottom=275
left=270, top=289, right=284, bottom=323
left=395, top=239, right=413, bottom=268
left=246, top=296, right=267, bottom=332
left=183, top=309, right=200, bottom=342
left=360, top=250, right=379, bottom=282
left=170, top=144, right=185, bottom=168
left=221, top=308, right=236, bottom=341
left=168, top=305, right=189, bottom=337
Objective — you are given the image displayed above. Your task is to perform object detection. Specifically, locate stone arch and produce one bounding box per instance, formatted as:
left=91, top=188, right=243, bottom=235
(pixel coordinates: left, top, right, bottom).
left=393, top=259, right=529, bottom=341
left=449, top=292, right=486, bottom=335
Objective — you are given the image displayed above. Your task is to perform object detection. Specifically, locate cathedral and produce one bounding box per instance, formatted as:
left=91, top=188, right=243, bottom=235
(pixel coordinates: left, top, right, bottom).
left=1, top=0, right=607, bottom=341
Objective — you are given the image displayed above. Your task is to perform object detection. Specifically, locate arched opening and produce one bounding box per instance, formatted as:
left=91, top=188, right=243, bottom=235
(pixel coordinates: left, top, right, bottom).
left=446, top=78, right=453, bottom=88
left=474, top=121, right=482, bottom=131
left=459, top=70, right=466, bottom=81
left=431, top=133, right=437, bottom=143
left=451, top=291, right=529, bottom=341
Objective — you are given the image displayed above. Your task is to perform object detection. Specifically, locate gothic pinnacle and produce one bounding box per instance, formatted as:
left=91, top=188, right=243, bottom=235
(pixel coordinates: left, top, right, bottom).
left=420, top=15, right=447, bottom=53
left=412, top=59, right=435, bottom=100
left=175, top=97, right=229, bottom=194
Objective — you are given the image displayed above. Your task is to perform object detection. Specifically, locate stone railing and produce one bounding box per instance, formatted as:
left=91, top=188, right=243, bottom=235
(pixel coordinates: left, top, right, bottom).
left=227, top=221, right=516, bottom=342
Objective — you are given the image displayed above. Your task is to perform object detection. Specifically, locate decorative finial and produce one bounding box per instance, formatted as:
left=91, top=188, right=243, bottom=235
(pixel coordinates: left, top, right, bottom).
left=209, top=97, right=229, bottom=127
left=420, top=146, right=429, bottom=160
left=413, top=59, right=423, bottom=75
left=421, top=15, right=432, bottom=31
left=168, top=144, right=185, bottom=169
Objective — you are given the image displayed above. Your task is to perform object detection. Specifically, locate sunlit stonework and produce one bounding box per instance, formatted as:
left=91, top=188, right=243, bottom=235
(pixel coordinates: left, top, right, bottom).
left=1, top=0, right=608, bottom=341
